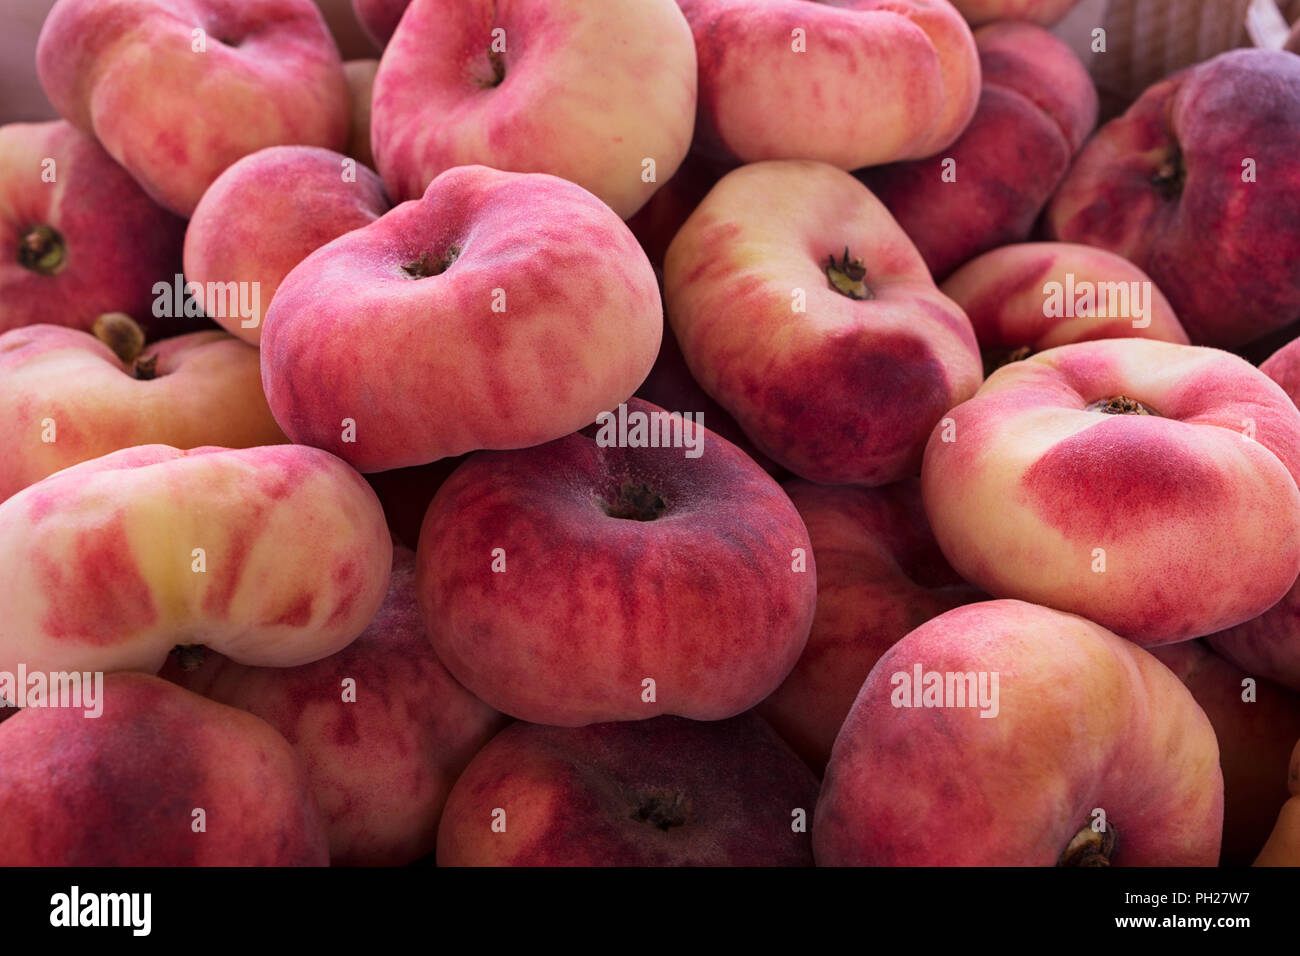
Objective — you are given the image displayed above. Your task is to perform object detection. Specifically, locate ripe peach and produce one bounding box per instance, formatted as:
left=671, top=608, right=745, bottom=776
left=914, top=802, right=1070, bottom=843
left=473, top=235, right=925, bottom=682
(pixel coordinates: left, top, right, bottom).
left=1207, top=336, right=1300, bottom=691
left=437, top=714, right=818, bottom=866
left=942, top=242, right=1189, bottom=371
left=261, top=165, right=662, bottom=472
left=36, top=0, right=350, bottom=216
left=0, top=322, right=284, bottom=501
left=416, top=399, right=816, bottom=726
left=679, top=0, right=980, bottom=170
left=922, top=338, right=1300, bottom=645
left=165, top=547, right=505, bottom=866
left=371, top=0, right=697, bottom=218
left=665, top=160, right=982, bottom=486
left=1046, top=50, right=1300, bottom=346
left=814, top=600, right=1224, bottom=865
left=758, top=479, right=983, bottom=773
left=0, top=673, right=328, bottom=865
left=0, top=120, right=186, bottom=338
left=1149, top=640, right=1300, bottom=866
left=184, top=145, right=389, bottom=345
left=859, top=22, right=1097, bottom=280
left=0, top=444, right=392, bottom=677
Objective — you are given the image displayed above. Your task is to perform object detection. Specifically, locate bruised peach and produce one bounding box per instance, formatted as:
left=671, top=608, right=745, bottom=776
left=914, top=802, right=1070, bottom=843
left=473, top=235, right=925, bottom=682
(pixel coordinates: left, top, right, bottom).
left=0, top=323, right=284, bottom=501
left=416, top=398, right=816, bottom=726
left=165, top=547, right=504, bottom=866
left=0, top=444, right=392, bottom=677
left=0, top=673, right=328, bottom=865
left=184, top=145, right=389, bottom=345
left=261, top=165, right=662, bottom=472
left=922, top=338, right=1300, bottom=645
left=814, top=600, right=1224, bottom=866
left=758, top=479, right=983, bottom=773
left=0, top=121, right=186, bottom=338
left=437, top=714, right=818, bottom=866
left=665, top=160, right=982, bottom=486
left=36, top=0, right=350, bottom=216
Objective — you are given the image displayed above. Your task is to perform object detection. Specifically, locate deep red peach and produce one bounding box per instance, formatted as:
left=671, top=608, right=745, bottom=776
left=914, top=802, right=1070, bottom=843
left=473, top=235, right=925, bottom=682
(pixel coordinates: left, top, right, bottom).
left=416, top=398, right=816, bottom=726
left=0, top=121, right=187, bottom=338
left=1045, top=50, right=1300, bottom=346
left=437, top=714, right=818, bottom=866
left=0, top=673, right=328, bottom=865
left=1149, top=640, right=1300, bottom=865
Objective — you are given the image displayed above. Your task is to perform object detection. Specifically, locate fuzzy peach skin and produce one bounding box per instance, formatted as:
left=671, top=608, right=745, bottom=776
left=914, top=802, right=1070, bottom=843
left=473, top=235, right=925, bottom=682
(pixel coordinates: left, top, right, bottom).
left=261, top=165, right=662, bottom=473
left=1255, top=736, right=1300, bottom=865
left=36, top=0, right=350, bottom=217
left=678, top=0, right=979, bottom=170
left=942, top=242, right=1189, bottom=369
left=758, top=480, right=983, bottom=774
left=1046, top=50, right=1300, bottom=347
left=352, top=0, right=409, bottom=47
left=417, top=398, right=816, bottom=726
left=921, top=338, right=1300, bottom=645
left=344, top=59, right=379, bottom=170
left=0, top=324, right=285, bottom=501
left=0, top=444, right=392, bottom=679
left=1208, top=336, right=1300, bottom=692
left=664, top=161, right=983, bottom=486
left=1149, top=640, right=1300, bottom=866
left=0, top=673, right=328, bottom=866
left=0, top=121, right=187, bottom=338
left=858, top=22, right=1097, bottom=280
left=814, top=600, right=1224, bottom=866
left=184, top=146, right=389, bottom=345
left=949, top=0, right=1081, bottom=26
left=438, top=714, right=819, bottom=866
left=164, top=547, right=505, bottom=866
left=371, top=0, right=696, bottom=219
